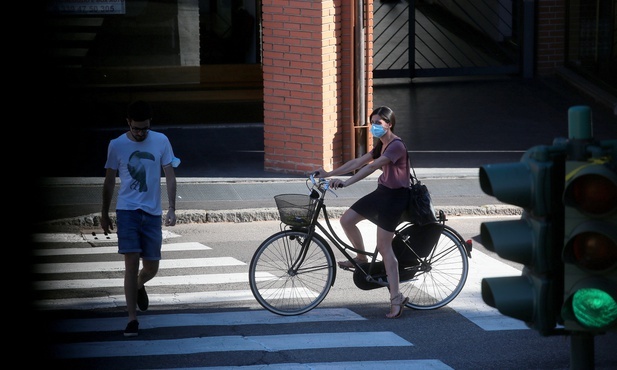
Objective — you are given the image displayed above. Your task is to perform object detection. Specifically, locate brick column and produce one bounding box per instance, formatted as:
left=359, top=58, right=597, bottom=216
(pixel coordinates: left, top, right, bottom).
left=262, top=0, right=369, bottom=175
left=535, top=0, right=566, bottom=75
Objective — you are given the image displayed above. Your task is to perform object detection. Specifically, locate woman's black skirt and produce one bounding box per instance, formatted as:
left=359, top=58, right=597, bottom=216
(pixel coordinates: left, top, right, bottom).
left=350, top=184, right=409, bottom=232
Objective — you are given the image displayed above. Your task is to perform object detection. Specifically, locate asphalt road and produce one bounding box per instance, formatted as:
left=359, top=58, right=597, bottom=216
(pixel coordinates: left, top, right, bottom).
left=34, top=217, right=617, bottom=369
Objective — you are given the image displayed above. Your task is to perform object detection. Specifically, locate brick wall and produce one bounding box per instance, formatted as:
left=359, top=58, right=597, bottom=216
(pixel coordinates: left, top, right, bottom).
left=262, top=0, right=373, bottom=175
left=535, top=0, right=566, bottom=75
left=262, top=0, right=570, bottom=175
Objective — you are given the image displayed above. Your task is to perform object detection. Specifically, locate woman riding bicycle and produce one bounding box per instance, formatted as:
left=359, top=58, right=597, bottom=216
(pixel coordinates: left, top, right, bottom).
left=312, top=106, right=410, bottom=319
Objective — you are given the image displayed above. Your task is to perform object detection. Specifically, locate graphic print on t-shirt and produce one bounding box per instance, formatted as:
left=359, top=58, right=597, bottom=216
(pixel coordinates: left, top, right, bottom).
left=127, top=150, right=155, bottom=192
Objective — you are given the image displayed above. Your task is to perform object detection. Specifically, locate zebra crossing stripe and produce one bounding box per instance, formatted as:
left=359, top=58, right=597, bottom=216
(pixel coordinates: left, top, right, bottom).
left=33, top=256, right=245, bottom=274
left=33, top=272, right=269, bottom=290
left=32, top=241, right=211, bottom=256
left=51, top=308, right=366, bottom=332
left=177, top=360, right=454, bottom=369
left=36, top=289, right=258, bottom=310
left=53, top=331, right=411, bottom=358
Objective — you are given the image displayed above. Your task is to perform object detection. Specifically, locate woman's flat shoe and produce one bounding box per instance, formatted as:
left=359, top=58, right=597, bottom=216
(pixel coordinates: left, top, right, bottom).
left=386, top=293, right=409, bottom=319
left=338, top=257, right=368, bottom=269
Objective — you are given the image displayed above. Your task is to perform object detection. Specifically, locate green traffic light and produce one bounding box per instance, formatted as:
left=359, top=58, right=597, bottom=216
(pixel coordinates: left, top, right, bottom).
left=572, top=288, right=617, bottom=329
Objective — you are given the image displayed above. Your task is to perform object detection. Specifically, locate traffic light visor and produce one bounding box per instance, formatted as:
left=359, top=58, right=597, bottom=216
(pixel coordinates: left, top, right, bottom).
left=479, top=162, right=532, bottom=208
left=480, top=146, right=555, bottom=215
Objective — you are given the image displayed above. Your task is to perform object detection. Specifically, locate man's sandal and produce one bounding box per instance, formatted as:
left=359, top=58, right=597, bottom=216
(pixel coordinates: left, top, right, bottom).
left=337, top=257, right=368, bottom=269
left=386, top=293, right=409, bottom=319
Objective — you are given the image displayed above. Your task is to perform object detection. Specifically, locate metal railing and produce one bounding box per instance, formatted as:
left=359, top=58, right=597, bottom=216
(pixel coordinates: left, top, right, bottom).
left=373, top=0, right=531, bottom=79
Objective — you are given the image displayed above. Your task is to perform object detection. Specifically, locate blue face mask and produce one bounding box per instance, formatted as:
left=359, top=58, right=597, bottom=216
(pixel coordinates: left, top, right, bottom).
left=370, top=123, right=387, bottom=138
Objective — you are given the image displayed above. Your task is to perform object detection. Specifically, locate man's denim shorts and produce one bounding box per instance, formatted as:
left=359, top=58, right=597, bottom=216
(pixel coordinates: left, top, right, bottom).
left=116, top=209, right=162, bottom=260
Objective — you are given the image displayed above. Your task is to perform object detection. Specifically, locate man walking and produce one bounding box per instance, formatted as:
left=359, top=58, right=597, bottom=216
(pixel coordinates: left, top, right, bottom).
left=100, top=100, right=177, bottom=336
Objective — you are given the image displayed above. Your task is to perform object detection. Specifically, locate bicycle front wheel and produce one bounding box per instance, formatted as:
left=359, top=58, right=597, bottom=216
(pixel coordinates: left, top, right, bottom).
left=400, top=226, right=469, bottom=310
left=248, top=230, right=335, bottom=316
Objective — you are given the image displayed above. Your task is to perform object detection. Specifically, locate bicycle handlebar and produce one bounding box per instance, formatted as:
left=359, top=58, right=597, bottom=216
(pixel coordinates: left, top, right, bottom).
left=309, top=173, right=340, bottom=197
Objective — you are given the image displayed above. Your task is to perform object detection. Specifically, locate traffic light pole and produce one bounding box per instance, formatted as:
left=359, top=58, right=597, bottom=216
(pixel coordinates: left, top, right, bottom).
left=570, top=332, right=595, bottom=370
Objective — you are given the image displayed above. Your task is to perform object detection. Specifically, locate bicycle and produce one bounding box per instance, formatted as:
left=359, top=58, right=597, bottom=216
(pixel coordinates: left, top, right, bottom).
left=248, top=174, right=473, bottom=316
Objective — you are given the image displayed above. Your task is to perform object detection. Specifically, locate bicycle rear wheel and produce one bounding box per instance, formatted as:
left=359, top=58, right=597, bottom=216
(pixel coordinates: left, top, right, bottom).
left=249, top=230, right=335, bottom=316
left=398, top=225, right=469, bottom=310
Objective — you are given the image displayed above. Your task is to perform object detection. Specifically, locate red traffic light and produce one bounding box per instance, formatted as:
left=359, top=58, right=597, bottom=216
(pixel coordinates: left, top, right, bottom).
left=565, top=173, right=617, bottom=215
left=568, top=231, right=617, bottom=272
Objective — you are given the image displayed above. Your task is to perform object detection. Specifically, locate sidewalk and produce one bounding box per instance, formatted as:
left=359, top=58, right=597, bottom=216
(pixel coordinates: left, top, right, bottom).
left=38, top=168, right=523, bottom=230
left=36, top=75, right=615, bottom=230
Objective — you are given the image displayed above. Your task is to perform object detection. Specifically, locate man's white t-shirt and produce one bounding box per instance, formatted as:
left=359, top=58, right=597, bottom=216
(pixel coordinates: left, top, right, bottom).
left=104, top=130, right=174, bottom=216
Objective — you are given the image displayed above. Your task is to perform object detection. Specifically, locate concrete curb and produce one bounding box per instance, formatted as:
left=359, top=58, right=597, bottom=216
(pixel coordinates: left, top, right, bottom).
left=39, top=205, right=522, bottom=228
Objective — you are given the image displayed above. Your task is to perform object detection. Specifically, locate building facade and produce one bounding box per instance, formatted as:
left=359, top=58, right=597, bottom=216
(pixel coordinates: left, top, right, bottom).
left=44, top=0, right=616, bottom=175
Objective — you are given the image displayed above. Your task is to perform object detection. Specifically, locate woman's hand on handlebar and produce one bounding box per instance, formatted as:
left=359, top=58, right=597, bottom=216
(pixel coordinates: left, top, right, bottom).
left=312, top=168, right=328, bottom=178
left=310, top=168, right=344, bottom=189
left=328, top=178, right=345, bottom=189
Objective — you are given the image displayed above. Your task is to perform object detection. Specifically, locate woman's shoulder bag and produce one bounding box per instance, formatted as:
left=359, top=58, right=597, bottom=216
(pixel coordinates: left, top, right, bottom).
left=400, top=143, right=438, bottom=225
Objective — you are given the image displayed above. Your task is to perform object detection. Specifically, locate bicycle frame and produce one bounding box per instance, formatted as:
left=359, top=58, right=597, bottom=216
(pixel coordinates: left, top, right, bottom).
left=285, top=178, right=471, bottom=289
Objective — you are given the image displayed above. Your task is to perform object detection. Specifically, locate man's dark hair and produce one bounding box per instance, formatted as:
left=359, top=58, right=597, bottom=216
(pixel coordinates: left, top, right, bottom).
left=127, top=100, right=153, bottom=121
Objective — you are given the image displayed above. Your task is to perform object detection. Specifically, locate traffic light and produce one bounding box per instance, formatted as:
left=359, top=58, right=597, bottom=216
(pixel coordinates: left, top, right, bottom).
left=479, top=144, right=565, bottom=336
left=561, top=156, right=617, bottom=334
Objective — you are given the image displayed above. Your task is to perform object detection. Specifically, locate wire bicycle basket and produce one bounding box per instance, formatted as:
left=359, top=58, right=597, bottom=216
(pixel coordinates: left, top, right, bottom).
left=274, top=194, right=317, bottom=227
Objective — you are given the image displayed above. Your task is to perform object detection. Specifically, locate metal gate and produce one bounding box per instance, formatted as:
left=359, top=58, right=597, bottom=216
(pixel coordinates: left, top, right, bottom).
left=373, top=0, right=534, bottom=79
